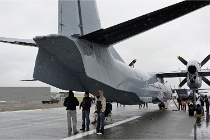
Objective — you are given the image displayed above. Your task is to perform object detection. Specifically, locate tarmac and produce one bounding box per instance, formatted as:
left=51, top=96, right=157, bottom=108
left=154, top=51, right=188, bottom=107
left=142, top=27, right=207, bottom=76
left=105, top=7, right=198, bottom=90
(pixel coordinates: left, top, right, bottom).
left=0, top=100, right=209, bottom=140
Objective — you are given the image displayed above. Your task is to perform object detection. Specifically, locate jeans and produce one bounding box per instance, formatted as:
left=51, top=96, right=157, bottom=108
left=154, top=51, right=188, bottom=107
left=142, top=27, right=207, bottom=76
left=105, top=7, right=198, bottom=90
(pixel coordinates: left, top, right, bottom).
left=96, top=112, right=105, bottom=133
left=82, top=110, right=90, bottom=129
left=201, top=106, right=204, bottom=115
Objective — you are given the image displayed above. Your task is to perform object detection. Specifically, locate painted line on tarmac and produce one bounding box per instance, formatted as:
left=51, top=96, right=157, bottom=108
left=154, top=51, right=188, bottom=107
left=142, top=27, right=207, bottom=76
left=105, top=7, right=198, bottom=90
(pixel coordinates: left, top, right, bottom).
left=0, top=107, right=64, bottom=113
left=61, top=116, right=141, bottom=140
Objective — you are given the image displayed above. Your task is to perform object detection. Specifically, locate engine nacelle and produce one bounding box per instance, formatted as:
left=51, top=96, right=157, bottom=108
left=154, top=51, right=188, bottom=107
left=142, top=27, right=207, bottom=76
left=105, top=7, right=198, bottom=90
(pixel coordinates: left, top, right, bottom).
left=187, top=60, right=201, bottom=74
left=186, top=60, right=202, bottom=88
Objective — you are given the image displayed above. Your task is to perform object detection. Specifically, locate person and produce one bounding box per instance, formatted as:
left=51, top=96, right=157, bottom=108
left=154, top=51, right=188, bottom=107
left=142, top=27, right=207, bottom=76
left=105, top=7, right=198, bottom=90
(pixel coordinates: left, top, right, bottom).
left=105, top=101, right=112, bottom=118
left=188, top=103, right=194, bottom=116
left=177, top=95, right=182, bottom=110
left=200, top=95, right=205, bottom=107
left=63, top=90, right=79, bottom=135
left=199, top=95, right=205, bottom=116
left=91, top=111, right=97, bottom=124
left=96, top=90, right=106, bottom=134
left=158, top=102, right=165, bottom=110
left=93, top=96, right=96, bottom=104
left=79, top=92, right=92, bottom=131
left=181, top=99, right=187, bottom=111
left=91, top=96, right=100, bottom=124
left=195, top=104, right=202, bottom=115
left=139, top=103, right=142, bottom=108
left=143, top=102, right=148, bottom=108
left=195, top=104, right=202, bottom=125
left=204, top=95, right=209, bottom=114
left=91, top=99, right=112, bottom=124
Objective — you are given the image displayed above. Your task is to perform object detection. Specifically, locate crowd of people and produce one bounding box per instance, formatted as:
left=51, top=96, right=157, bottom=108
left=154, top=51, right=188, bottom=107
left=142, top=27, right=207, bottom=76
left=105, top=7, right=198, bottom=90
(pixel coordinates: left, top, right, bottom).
left=176, top=93, right=210, bottom=117
left=63, top=90, right=112, bottom=135
left=63, top=90, right=210, bottom=135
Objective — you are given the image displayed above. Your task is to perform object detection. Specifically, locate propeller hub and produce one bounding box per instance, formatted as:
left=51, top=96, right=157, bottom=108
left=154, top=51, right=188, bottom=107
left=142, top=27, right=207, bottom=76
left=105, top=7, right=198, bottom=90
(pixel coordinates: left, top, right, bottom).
left=188, top=65, right=197, bottom=74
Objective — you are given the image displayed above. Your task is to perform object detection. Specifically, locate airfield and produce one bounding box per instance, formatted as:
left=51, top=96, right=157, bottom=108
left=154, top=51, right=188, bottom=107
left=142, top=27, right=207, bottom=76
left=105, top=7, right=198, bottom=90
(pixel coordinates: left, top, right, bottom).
left=0, top=100, right=209, bottom=140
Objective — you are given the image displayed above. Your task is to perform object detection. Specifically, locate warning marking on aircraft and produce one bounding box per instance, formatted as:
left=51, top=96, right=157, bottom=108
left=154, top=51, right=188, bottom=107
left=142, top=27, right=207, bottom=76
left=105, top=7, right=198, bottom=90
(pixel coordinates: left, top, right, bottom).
left=61, top=116, right=141, bottom=140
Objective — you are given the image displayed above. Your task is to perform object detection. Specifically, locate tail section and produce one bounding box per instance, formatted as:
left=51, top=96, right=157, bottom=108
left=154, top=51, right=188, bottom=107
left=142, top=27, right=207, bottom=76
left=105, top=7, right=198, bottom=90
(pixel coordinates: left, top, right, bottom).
left=58, top=0, right=101, bottom=36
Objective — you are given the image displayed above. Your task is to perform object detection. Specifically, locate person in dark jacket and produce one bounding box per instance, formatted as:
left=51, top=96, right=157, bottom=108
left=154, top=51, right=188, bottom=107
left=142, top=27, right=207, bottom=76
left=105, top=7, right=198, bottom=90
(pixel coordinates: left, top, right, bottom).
left=79, top=92, right=92, bottom=131
left=195, top=104, right=202, bottom=125
left=63, top=90, right=79, bottom=135
left=205, top=95, right=209, bottom=114
left=177, top=96, right=182, bottom=110
left=199, top=96, right=205, bottom=115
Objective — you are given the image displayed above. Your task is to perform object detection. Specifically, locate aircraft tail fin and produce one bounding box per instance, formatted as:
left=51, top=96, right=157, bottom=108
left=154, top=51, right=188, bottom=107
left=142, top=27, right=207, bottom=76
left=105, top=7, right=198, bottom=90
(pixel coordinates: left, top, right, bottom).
left=58, top=0, right=101, bottom=36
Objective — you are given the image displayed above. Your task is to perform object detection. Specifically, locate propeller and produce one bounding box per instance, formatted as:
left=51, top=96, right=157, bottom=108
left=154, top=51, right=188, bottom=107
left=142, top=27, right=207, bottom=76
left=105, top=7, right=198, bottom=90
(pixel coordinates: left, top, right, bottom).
left=177, top=54, right=210, bottom=88
left=177, top=56, right=187, bottom=65
left=178, top=78, right=187, bottom=88
left=202, top=77, right=210, bottom=86
left=201, top=54, right=210, bottom=67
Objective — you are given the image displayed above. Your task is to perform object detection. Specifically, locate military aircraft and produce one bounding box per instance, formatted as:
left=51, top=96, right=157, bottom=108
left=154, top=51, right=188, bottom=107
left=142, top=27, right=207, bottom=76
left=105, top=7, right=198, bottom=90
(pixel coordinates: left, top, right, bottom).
left=0, top=0, right=210, bottom=105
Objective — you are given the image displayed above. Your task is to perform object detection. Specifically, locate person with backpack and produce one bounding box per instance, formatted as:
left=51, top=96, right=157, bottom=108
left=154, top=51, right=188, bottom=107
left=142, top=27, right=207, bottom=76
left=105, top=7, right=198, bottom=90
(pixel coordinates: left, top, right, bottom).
left=63, top=90, right=79, bottom=135
left=79, top=92, right=92, bottom=131
left=96, top=90, right=106, bottom=134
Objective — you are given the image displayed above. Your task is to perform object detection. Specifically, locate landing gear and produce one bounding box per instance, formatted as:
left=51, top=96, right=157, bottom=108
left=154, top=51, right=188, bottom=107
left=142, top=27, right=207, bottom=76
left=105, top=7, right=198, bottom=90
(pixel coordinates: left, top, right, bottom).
left=158, top=102, right=165, bottom=110
left=188, top=90, right=197, bottom=116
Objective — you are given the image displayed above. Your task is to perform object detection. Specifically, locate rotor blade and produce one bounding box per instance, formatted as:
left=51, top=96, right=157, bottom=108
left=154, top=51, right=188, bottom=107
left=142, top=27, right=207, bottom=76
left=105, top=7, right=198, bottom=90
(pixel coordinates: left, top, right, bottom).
left=178, top=78, right=187, bottom=88
left=201, top=54, right=210, bottom=67
left=202, top=77, right=210, bottom=86
left=177, top=56, right=188, bottom=65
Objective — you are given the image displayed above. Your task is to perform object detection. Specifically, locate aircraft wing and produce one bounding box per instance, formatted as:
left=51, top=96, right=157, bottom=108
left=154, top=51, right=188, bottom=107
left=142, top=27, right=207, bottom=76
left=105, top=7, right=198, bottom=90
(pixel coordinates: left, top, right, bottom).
left=79, top=1, right=210, bottom=45
left=0, top=37, right=37, bottom=47
left=156, top=71, right=187, bottom=78
left=199, top=69, right=210, bottom=76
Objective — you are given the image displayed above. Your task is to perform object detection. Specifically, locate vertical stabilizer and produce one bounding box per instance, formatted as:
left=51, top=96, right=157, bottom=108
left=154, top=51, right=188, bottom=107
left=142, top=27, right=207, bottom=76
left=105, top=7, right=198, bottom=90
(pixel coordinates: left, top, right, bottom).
left=58, top=0, right=101, bottom=36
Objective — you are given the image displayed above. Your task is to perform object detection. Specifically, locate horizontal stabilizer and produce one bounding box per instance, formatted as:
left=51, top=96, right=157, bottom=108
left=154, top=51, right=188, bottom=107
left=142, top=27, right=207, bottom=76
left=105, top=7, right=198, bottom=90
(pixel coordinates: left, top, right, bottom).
left=156, top=71, right=187, bottom=78
left=80, top=1, right=210, bottom=45
left=174, top=88, right=210, bottom=91
left=0, top=37, right=37, bottom=47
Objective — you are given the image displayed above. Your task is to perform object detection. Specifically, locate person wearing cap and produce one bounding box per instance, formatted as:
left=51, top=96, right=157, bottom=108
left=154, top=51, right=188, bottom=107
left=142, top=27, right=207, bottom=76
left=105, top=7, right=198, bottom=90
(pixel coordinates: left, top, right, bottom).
left=79, top=92, right=92, bottom=131
left=96, top=90, right=106, bottom=134
left=63, top=90, right=79, bottom=135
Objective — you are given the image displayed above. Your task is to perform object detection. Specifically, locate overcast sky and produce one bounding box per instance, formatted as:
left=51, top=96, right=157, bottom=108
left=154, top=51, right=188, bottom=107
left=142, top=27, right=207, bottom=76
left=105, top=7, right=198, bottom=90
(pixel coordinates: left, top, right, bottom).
left=0, top=0, right=210, bottom=92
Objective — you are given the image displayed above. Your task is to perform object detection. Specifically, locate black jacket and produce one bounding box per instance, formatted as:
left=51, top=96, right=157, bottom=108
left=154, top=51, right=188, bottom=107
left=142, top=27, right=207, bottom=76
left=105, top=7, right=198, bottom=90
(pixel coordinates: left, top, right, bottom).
left=195, top=106, right=202, bottom=114
left=64, top=96, right=79, bottom=110
left=80, top=97, right=92, bottom=110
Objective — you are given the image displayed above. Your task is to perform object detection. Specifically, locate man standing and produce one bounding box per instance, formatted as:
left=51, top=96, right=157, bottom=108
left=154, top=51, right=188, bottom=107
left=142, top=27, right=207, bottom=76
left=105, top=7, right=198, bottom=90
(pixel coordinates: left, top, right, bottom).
left=96, top=90, right=106, bottom=134
left=63, top=90, right=79, bottom=135
left=205, top=95, right=209, bottom=114
left=177, top=95, right=182, bottom=110
left=80, top=92, right=92, bottom=131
